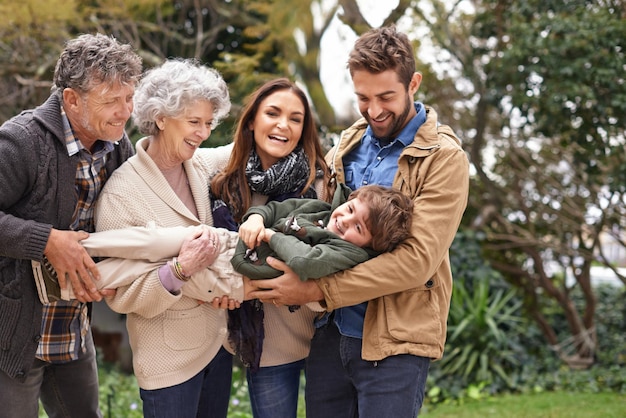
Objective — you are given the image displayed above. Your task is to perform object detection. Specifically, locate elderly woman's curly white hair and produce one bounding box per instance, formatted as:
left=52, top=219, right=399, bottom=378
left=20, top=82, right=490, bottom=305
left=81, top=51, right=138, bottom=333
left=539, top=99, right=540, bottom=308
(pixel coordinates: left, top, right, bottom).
left=132, top=58, right=231, bottom=136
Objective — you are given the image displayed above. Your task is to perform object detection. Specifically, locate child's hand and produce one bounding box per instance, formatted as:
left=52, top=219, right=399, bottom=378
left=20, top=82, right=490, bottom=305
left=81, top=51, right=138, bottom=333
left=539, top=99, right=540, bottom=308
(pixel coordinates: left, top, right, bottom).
left=239, top=214, right=265, bottom=249
left=262, top=228, right=275, bottom=242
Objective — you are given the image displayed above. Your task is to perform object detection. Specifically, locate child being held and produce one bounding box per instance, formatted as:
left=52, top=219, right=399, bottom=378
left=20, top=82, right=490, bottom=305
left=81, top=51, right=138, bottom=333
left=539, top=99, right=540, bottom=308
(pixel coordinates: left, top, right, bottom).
left=228, top=183, right=413, bottom=370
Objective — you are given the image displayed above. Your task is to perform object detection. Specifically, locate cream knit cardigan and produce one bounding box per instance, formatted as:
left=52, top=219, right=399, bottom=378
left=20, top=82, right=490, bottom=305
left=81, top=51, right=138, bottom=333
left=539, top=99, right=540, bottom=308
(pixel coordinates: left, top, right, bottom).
left=95, top=138, right=241, bottom=390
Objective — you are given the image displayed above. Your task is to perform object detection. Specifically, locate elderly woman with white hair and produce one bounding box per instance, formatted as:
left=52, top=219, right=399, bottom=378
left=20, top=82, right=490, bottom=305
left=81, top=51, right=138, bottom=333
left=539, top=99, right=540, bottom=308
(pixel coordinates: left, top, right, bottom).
left=94, top=58, right=242, bottom=418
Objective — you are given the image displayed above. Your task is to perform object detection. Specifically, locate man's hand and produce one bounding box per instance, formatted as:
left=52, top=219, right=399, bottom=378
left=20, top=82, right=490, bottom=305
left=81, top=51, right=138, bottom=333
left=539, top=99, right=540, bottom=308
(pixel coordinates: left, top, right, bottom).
left=246, top=257, right=324, bottom=306
left=99, top=288, right=116, bottom=298
left=44, top=229, right=101, bottom=302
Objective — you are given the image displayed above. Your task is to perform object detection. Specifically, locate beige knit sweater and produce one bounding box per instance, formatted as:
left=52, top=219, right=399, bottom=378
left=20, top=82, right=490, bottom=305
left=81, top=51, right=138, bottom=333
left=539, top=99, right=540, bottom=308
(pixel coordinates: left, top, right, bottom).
left=95, top=138, right=240, bottom=390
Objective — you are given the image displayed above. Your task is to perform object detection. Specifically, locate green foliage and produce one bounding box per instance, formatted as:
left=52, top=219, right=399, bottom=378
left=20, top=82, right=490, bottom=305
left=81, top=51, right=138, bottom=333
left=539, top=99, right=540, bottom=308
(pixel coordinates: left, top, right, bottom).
left=455, top=0, right=626, bottom=372
left=427, top=234, right=626, bottom=406
left=543, top=283, right=626, bottom=367
left=592, top=284, right=626, bottom=365
left=0, top=0, right=78, bottom=121
left=481, top=0, right=626, bottom=190
left=442, top=275, right=524, bottom=385
left=97, top=362, right=143, bottom=418
left=228, top=365, right=253, bottom=417
left=527, top=364, right=626, bottom=395
left=0, top=0, right=79, bottom=30
left=512, top=282, right=626, bottom=396
left=211, top=0, right=290, bottom=93
left=431, top=230, right=528, bottom=400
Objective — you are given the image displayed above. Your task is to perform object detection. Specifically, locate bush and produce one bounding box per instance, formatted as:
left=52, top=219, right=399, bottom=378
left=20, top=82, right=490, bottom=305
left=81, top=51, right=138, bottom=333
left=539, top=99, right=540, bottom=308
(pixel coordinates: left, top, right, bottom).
left=431, top=231, right=529, bottom=396
left=98, top=362, right=142, bottom=418
left=425, top=230, right=626, bottom=407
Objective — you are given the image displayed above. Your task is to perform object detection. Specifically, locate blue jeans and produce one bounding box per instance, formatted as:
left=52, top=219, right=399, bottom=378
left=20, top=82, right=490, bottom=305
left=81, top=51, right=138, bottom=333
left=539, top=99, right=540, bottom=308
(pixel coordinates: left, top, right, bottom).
left=246, top=359, right=305, bottom=418
left=141, top=347, right=233, bottom=418
left=0, top=327, right=101, bottom=418
left=305, top=321, right=430, bottom=418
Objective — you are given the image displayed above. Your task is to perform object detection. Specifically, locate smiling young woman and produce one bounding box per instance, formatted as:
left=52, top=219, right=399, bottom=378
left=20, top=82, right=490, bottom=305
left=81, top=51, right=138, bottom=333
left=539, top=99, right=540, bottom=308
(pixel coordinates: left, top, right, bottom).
left=209, top=77, right=332, bottom=418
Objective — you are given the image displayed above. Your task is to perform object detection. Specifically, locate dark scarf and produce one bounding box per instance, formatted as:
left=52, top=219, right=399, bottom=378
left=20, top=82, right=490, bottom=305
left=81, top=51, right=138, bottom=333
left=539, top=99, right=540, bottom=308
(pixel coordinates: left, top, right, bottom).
left=246, top=146, right=316, bottom=201
left=211, top=145, right=318, bottom=231
left=212, top=146, right=320, bottom=372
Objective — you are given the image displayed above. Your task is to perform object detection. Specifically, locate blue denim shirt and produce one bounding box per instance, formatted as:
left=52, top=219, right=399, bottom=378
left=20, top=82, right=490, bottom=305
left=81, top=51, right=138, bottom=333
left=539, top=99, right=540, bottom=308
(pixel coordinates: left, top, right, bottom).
left=316, top=102, right=427, bottom=338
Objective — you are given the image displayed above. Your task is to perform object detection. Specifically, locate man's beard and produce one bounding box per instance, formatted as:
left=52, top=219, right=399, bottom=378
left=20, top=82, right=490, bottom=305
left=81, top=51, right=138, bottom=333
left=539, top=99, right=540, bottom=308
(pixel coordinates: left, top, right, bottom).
left=364, top=95, right=413, bottom=141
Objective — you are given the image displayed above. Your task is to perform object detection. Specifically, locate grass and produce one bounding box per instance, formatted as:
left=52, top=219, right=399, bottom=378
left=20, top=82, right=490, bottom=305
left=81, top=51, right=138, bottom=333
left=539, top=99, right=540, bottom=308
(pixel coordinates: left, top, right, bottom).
left=38, top=362, right=625, bottom=417
left=420, top=391, right=626, bottom=418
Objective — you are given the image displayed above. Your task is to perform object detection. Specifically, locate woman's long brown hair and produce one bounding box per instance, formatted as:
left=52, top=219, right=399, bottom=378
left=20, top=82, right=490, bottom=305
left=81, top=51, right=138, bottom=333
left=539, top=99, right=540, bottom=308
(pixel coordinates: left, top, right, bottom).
left=211, top=78, right=330, bottom=223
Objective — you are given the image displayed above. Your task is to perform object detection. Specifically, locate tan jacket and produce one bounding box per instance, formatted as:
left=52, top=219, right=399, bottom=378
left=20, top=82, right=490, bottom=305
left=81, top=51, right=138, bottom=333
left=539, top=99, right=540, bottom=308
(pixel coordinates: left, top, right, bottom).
left=322, top=106, right=469, bottom=361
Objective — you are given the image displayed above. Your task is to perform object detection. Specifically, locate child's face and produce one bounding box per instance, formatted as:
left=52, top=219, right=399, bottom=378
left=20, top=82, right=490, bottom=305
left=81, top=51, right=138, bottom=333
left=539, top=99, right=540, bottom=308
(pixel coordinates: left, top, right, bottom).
left=327, top=198, right=373, bottom=248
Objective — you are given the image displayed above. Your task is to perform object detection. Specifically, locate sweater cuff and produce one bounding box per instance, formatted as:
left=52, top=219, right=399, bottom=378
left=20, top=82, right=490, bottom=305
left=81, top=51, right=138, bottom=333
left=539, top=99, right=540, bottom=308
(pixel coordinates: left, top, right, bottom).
left=158, top=264, right=184, bottom=294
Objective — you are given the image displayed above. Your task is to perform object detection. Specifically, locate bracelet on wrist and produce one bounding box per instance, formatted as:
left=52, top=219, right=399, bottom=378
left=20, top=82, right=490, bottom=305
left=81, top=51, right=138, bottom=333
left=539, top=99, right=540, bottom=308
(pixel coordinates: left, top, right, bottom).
left=172, top=257, right=191, bottom=282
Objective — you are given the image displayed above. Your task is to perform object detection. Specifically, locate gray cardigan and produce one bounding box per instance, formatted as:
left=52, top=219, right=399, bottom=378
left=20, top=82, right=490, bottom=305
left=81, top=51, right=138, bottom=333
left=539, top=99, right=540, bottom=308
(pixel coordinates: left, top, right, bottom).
left=0, top=94, right=134, bottom=381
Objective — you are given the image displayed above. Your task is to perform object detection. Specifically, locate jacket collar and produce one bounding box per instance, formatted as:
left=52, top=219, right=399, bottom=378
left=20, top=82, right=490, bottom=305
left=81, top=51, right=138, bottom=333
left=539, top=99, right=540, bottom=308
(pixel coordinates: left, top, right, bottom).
left=33, top=94, right=65, bottom=144
left=330, top=105, right=450, bottom=176
left=128, top=138, right=209, bottom=224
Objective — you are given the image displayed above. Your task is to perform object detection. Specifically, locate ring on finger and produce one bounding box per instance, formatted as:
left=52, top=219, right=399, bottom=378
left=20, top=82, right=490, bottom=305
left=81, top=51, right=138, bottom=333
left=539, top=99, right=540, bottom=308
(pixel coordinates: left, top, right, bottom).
left=272, top=299, right=278, bottom=306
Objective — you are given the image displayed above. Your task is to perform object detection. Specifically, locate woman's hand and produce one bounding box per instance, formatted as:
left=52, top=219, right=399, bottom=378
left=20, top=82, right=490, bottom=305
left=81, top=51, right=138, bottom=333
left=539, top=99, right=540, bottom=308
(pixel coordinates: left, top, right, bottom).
left=176, top=226, right=221, bottom=276
left=210, top=295, right=241, bottom=310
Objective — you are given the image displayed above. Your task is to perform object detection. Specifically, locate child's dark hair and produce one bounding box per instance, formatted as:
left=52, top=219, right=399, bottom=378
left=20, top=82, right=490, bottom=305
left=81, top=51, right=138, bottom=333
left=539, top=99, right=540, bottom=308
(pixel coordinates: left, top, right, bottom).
left=348, top=185, right=413, bottom=252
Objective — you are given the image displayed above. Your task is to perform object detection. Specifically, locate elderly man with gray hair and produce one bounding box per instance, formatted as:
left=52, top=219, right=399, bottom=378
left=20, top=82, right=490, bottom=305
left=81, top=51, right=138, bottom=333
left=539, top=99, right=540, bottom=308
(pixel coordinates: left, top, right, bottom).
left=0, top=33, right=142, bottom=417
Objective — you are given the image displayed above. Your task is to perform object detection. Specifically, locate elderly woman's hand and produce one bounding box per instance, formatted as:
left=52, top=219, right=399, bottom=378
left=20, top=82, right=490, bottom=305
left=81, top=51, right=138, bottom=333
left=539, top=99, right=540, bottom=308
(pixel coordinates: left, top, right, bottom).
left=176, top=226, right=222, bottom=276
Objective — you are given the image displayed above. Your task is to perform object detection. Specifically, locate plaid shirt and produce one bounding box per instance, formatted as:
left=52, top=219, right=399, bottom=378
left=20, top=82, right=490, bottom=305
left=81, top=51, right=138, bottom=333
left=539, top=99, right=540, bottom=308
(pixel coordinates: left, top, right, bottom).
left=36, top=107, right=116, bottom=363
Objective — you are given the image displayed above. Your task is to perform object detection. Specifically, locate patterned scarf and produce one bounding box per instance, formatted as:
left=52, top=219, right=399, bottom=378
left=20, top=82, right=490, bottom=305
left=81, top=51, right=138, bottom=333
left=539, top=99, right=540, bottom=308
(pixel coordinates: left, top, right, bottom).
left=246, top=146, right=316, bottom=201
left=211, top=145, right=318, bottom=231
